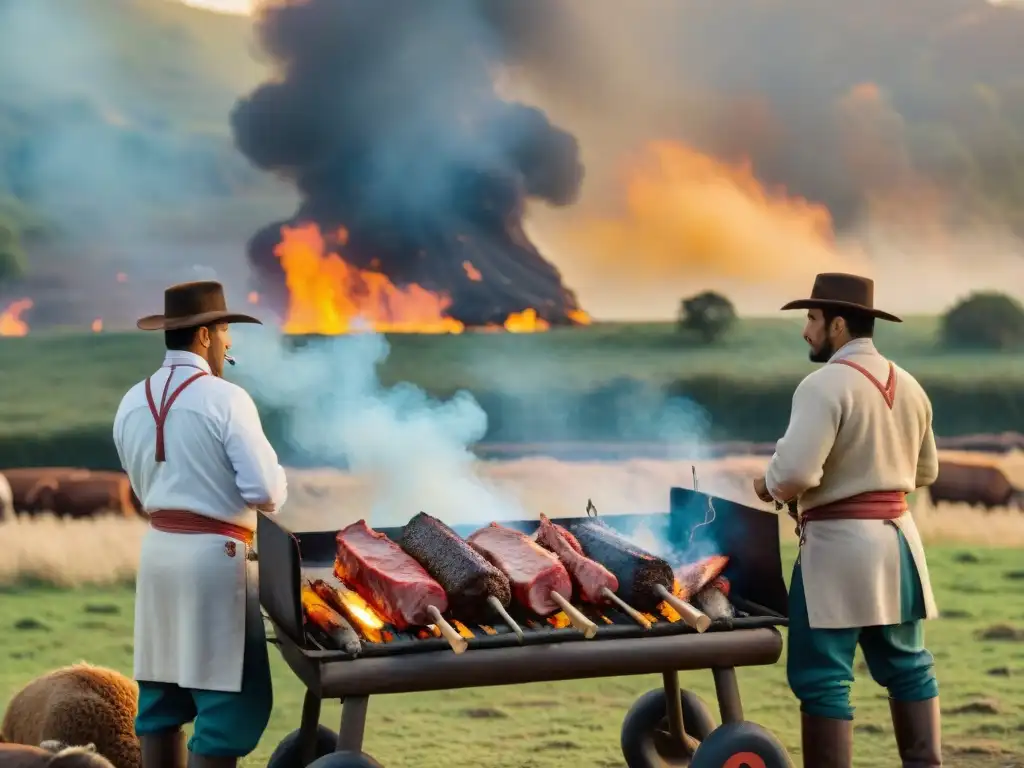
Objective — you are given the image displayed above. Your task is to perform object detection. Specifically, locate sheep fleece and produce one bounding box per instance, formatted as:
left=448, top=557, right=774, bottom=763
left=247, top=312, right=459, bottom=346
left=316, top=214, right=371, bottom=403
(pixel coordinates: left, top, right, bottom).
left=0, top=664, right=139, bottom=768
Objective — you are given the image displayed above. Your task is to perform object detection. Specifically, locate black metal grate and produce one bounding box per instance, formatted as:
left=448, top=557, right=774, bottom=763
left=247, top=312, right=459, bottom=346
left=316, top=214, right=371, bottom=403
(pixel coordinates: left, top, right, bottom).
left=259, top=487, right=790, bottom=661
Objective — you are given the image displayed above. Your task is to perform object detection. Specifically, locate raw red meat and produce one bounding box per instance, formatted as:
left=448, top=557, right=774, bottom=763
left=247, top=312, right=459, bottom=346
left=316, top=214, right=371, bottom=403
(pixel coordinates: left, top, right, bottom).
left=468, top=522, right=572, bottom=616
left=535, top=514, right=618, bottom=603
left=335, top=520, right=448, bottom=629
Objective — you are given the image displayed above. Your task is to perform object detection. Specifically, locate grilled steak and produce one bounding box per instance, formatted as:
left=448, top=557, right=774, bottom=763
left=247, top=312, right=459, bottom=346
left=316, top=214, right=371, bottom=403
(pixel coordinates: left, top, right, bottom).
left=535, top=513, right=618, bottom=603
left=468, top=522, right=572, bottom=616
left=335, top=520, right=448, bottom=629
left=401, top=512, right=512, bottom=622
left=674, top=555, right=730, bottom=599
left=567, top=519, right=674, bottom=611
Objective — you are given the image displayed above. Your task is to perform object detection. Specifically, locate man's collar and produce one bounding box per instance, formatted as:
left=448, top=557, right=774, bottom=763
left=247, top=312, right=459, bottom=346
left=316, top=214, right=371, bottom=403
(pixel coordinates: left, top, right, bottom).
left=828, top=337, right=877, bottom=362
left=162, top=350, right=212, bottom=374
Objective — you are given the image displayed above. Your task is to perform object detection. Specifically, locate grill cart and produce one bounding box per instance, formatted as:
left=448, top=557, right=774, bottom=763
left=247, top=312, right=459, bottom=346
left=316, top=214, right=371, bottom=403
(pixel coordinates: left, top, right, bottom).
left=259, top=487, right=793, bottom=767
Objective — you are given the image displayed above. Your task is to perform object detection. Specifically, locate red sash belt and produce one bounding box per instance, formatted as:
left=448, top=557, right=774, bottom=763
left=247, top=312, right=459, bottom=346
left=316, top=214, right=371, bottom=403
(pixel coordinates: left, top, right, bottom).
left=801, top=491, right=907, bottom=523
left=149, top=509, right=254, bottom=546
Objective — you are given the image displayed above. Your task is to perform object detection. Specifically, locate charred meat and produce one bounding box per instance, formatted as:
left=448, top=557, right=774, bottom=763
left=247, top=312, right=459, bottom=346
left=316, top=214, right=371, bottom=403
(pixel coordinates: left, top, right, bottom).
left=401, top=512, right=512, bottom=623
left=468, top=522, right=572, bottom=616
left=535, top=513, right=618, bottom=603
left=335, top=520, right=448, bottom=629
left=567, top=518, right=674, bottom=611
left=675, top=555, right=730, bottom=600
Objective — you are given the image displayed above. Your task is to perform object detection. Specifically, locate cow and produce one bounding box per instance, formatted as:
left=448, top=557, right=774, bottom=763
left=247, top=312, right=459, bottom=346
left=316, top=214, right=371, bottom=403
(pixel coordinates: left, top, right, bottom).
left=0, top=468, right=142, bottom=519
left=926, top=461, right=1024, bottom=510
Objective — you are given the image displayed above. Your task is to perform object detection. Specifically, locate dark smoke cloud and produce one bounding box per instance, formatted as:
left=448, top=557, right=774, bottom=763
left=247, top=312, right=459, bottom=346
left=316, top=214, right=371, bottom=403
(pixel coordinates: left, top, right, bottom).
left=231, top=0, right=587, bottom=325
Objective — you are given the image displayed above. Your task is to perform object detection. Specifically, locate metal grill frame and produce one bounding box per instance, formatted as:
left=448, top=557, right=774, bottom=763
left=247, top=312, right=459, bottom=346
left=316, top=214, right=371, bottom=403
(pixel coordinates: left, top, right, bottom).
left=258, top=487, right=792, bottom=765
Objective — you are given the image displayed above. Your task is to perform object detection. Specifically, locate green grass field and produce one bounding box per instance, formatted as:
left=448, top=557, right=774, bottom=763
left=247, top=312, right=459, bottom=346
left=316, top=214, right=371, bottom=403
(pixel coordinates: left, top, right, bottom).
left=1, top=317, right=1020, bottom=443
left=2, top=544, right=1022, bottom=768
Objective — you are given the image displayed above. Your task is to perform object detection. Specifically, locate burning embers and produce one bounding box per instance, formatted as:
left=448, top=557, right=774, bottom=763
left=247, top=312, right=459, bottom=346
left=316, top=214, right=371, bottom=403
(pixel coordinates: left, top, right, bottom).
left=300, top=512, right=733, bottom=655
left=0, top=298, right=32, bottom=337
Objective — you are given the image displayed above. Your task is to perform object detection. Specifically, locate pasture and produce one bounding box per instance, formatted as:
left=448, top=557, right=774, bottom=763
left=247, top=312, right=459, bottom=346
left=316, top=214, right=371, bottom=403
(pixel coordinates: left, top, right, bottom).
left=1, top=515, right=1022, bottom=767
left=1, top=317, right=1022, bottom=466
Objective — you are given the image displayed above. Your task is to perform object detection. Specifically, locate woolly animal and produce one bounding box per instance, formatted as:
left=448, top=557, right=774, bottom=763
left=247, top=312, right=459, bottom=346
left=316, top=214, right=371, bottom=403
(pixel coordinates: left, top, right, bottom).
left=0, top=743, right=116, bottom=768
left=0, top=664, right=139, bottom=768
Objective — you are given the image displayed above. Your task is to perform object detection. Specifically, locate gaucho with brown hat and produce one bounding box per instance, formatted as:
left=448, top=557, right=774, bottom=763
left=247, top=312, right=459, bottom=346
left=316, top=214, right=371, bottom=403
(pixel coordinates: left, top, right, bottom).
left=752, top=273, right=942, bottom=767
left=114, top=281, right=287, bottom=768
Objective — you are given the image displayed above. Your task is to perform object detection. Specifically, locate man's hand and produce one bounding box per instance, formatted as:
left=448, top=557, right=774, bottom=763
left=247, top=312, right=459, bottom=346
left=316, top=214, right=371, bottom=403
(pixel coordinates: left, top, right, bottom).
left=752, top=475, right=774, bottom=503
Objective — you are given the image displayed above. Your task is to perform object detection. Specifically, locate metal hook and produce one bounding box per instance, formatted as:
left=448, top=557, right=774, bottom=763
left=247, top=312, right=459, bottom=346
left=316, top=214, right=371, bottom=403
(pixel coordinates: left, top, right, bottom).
left=585, top=499, right=599, bottom=518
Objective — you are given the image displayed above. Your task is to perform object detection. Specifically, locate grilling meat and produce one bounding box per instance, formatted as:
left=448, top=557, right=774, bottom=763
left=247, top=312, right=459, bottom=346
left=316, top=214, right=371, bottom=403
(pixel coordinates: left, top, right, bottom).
left=468, top=522, right=572, bottom=616
left=675, top=555, right=730, bottom=600
left=301, top=584, right=361, bottom=653
left=567, top=519, right=674, bottom=611
left=401, top=512, right=512, bottom=622
left=535, top=513, right=618, bottom=603
left=335, top=520, right=448, bottom=629
left=694, top=578, right=734, bottom=621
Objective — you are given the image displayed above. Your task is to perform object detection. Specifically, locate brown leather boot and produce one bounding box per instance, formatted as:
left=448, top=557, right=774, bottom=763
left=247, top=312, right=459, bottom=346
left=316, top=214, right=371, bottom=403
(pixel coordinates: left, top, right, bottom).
left=140, top=729, right=186, bottom=768
left=801, top=712, right=853, bottom=768
left=889, top=698, right=942, bottom=766
left=187, top=754, right=238, bottom=768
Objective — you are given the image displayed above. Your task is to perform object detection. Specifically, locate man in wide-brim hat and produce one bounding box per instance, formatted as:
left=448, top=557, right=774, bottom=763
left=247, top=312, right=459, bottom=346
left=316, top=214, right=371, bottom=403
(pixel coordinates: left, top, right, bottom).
left=751, top=273, right=942, bottom=766
left=113, top=281, right=287, bottom=768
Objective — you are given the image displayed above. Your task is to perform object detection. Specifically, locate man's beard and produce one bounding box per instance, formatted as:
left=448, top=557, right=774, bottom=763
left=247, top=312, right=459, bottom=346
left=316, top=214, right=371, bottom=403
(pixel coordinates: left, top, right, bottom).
left=809, top=338, right=834, bottom=363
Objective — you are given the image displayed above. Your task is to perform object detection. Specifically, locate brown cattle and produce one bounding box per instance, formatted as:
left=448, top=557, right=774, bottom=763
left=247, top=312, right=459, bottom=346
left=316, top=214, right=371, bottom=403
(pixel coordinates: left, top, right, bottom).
left=0, top=469, right=142, bottom=518
left=927, top=461, right=1023, bottom=510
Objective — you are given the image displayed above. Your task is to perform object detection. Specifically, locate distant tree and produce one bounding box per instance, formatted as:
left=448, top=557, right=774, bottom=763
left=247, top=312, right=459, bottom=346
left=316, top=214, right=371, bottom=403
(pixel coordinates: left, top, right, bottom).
left=678, top=290, right=737, bottom=343
left=940, top=291, right=1024, bottom=350
left=0, top=217, right=25, bottom=286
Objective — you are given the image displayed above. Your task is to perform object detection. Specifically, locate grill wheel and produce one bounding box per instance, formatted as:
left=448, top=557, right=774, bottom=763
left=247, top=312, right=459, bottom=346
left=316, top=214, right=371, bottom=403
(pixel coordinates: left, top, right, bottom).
left=621, top=688, right=716, bottom=767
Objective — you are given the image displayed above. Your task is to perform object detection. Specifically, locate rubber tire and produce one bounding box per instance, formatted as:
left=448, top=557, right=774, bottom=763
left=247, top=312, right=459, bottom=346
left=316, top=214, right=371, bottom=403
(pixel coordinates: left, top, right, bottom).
left=690, top=722, right=792, bottom=768
left=266, top=725, right=340, bottom=768
left=621, top=688, right=717, bottom=768
left=305, top=752, right=383, bottom=768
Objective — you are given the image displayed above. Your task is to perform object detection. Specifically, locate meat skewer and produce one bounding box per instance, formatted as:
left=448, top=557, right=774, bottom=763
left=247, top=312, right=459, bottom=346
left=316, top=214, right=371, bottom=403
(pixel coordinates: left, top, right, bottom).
left=468, top=522, right=599, bottom=639
left=335, top=520, right=467, bottom=654
left=534, top=514, right=651, bottom=630
left=567, top=517, right=711, bottom=633
left=300, top=583, right=362, bottom=654
left=401, top=512, right=524, bottom=643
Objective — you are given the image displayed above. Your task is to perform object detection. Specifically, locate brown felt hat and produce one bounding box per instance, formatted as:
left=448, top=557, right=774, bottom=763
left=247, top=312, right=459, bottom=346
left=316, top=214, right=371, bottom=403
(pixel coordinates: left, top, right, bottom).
left=780, top=272, right=901, bottom=323
left=137, top=280, right=263, bottom=331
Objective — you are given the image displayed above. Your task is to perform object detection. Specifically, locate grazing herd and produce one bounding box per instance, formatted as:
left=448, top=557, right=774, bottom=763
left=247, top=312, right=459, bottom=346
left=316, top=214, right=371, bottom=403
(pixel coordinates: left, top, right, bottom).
left=0, top=468, right=142, bottom=520
left=0, top=434, right=1022, bottom=520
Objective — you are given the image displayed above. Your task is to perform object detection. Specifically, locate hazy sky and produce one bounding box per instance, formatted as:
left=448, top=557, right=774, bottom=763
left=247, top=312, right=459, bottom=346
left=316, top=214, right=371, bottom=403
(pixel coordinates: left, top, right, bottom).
left=180, top=0, right=251, bottom=14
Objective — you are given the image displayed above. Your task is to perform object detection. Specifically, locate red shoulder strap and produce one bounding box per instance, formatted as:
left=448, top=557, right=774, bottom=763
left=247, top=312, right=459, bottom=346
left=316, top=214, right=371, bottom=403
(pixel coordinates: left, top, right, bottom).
left=831, top=359, right=897, bottom=409
left=144, top=366, right=208, bottom=462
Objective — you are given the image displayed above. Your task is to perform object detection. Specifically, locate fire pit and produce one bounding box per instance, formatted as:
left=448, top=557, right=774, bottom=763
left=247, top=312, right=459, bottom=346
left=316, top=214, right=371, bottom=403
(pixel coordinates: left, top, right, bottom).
left=258, top=487, right=793, bottom=767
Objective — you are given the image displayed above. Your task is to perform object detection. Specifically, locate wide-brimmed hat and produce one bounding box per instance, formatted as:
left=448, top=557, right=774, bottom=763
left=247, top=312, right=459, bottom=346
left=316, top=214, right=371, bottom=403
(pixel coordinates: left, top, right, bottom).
left=780, top=272, right=901, bottom=323
left=137, top=280, right=262, bottom=331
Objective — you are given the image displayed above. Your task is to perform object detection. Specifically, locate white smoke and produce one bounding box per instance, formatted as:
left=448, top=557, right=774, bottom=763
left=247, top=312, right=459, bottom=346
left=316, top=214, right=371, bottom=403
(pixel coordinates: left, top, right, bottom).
left=231, top=327, right=526, bottom=527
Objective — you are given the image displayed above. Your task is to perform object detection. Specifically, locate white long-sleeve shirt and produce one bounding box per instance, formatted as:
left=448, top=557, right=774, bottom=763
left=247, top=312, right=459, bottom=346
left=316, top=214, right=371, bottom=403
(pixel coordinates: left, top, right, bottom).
left=113, top=350, right=287, bottom=530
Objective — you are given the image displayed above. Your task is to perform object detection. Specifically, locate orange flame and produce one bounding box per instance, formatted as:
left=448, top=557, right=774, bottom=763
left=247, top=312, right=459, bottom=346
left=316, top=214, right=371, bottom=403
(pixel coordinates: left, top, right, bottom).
left=504, top=308, right=550, bottom=333
left=559, top=140, right=858, bottom=286
left=91, top=318, right=103, bottom=333
left=462, top=261, right=482, bottom=281
left=0, top=298, right=32, bottom=336
left=274, top=223, right=465, bottom=335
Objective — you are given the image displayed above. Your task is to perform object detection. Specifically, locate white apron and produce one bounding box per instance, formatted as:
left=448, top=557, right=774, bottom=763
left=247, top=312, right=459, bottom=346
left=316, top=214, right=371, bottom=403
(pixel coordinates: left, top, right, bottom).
left=134, top=529, right=255, bottom=692
left=132, top=363, right=255, bottom=693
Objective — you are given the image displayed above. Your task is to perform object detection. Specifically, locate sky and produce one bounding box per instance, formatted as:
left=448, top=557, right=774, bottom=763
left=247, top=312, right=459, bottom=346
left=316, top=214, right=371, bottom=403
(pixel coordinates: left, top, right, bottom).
left=180, top=0, right=252, bottom=14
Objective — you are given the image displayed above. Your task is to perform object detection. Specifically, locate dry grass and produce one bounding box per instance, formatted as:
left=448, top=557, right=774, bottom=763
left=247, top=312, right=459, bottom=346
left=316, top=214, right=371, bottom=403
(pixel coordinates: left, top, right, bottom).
left=2, top=456, right=1023, bottom=587
left=0, top=514, right=147, bottom=587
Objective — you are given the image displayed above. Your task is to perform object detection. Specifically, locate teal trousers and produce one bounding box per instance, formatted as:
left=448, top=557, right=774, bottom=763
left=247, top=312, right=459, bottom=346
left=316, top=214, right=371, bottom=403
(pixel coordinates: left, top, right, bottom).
left=786, top=527, right=938, bottom=720
left=134, top=622, right=273, bottom=757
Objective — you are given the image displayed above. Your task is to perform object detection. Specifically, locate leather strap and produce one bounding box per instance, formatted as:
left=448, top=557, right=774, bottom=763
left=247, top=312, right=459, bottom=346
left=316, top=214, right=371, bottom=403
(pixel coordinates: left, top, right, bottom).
left=145, top=365, right=207, bottom=462
left=831, top=358, right=897, bottom=409
left=149, top=509, right=254, bottom=546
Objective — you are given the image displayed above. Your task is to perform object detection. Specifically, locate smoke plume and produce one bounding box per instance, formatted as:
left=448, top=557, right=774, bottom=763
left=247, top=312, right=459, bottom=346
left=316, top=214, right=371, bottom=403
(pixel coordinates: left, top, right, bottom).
left=233, top=327, right=527, bottom=526
left=231, top=0, right=589, bottom=327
